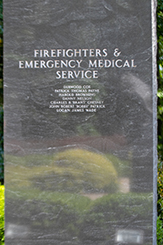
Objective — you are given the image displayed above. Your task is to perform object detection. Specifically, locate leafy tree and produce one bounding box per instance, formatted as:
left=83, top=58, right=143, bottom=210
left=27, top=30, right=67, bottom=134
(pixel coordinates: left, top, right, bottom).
left=157, top=0, right=163, bottom=159
left=0, top=186, right=4, bottom=245
left=157, top=0, right=163, bottom=212
left=157, top=1, right=163, bottom=244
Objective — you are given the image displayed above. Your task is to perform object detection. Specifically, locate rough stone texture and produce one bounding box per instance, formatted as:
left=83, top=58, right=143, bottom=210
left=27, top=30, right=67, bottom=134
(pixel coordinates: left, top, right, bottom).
left=4, top=0, right=157, bottom=244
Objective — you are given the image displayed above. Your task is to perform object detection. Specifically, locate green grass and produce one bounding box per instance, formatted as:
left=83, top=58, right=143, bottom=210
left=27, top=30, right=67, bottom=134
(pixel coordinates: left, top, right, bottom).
left=0, top=186, right=4, bottom=245
left=5, top=149, right=118, bottom=193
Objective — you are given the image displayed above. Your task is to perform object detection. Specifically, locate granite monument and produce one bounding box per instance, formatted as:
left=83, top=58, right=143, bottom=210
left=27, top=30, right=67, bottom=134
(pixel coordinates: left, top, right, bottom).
left=4, top=0, right=157, bottom=244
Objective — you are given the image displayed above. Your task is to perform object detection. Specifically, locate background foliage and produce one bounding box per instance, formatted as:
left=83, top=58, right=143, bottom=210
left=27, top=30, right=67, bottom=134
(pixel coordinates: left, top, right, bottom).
left=0, top=186, right=4, bottom=245
left=157, top=0, right=163, bottom=244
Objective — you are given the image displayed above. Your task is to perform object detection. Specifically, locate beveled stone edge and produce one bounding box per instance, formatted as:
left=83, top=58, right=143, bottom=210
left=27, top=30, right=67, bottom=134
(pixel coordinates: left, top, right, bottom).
left=152, top=0, right=158, bottom=244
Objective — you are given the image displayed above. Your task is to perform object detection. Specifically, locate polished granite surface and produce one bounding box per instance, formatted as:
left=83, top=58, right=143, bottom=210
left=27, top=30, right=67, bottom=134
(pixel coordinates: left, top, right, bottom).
left=4, top=1, right=157, bottom=244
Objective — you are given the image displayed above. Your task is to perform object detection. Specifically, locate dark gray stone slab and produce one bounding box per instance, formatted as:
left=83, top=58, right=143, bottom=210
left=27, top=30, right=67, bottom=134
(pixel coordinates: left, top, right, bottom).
left=4, top=0, right=157, bottom=244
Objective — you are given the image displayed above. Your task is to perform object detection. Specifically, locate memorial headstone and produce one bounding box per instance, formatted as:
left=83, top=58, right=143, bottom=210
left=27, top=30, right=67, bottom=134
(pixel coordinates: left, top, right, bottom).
left=4, top=0, right=157, bottom=244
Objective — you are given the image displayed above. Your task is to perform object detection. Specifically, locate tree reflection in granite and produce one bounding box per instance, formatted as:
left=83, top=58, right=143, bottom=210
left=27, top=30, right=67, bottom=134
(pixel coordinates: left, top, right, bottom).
left=5, top=149, right=152, bottom=245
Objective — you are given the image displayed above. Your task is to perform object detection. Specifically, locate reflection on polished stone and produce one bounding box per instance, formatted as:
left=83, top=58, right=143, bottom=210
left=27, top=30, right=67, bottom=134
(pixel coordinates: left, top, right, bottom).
left=6, top=224, right=29, bottom=239
left=115, top=229, right=144, bottom=244
left=119, top=177, right=130, bottom=193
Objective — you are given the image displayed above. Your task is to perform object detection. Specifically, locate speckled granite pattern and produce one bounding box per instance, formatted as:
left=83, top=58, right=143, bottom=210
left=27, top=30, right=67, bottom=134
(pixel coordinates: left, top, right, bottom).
left=4, top=1, right=157, bottom=244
